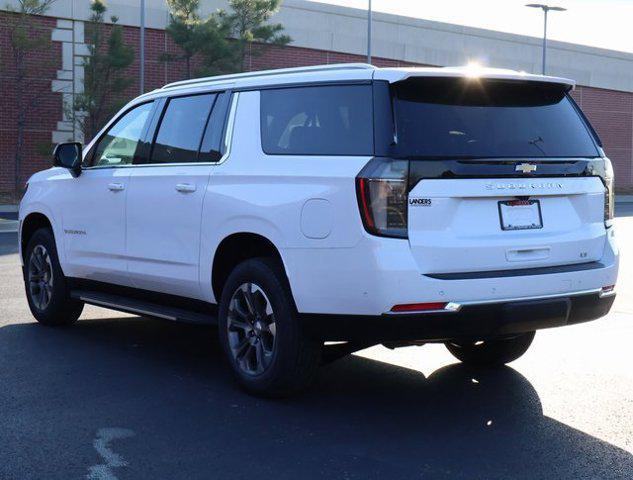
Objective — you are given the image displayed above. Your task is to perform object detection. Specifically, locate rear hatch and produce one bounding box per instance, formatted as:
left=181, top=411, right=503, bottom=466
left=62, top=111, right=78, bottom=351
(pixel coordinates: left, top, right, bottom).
left=367, top=76, right=610, bottom=276
left=407, top=176, right=605, bottom=275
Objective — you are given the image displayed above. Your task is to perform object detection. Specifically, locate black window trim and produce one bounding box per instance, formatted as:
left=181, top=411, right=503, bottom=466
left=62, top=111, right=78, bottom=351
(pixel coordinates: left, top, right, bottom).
left=138, top=90, right=234, bottom=167
left=146, top=91, right=218, bottom=166
left=84, top=89, right=237, bottom=169
left=197, top=90, right=233, bottom=163
left=259, top=81, right=376, bottom=157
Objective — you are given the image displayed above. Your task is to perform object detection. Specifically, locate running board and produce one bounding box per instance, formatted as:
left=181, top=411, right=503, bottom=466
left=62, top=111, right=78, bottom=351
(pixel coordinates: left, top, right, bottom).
left=70, top=290, right=217, bottom=325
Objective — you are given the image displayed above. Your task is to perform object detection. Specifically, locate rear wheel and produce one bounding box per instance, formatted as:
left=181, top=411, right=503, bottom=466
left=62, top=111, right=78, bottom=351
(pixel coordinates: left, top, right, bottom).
left=445, top=332, right=535, bottom=367
left=24, top=228, right=83, bottom=326
left=218, top=258, right=321, bottom=397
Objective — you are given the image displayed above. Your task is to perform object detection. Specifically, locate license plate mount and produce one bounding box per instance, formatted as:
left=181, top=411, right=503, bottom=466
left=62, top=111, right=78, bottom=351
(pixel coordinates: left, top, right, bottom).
left=498, top=200, right=543, bottom=231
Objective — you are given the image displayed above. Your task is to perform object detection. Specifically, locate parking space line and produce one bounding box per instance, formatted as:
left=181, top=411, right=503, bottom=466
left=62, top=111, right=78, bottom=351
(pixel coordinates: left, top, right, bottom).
left=86, top=428, right=135, bottom=480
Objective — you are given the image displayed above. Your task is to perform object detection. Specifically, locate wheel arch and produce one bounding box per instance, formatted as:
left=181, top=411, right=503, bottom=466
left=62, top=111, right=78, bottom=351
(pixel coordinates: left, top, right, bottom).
left=21, top=212, right=54, bottom=263
left=211, top=232, right=292, bottom=304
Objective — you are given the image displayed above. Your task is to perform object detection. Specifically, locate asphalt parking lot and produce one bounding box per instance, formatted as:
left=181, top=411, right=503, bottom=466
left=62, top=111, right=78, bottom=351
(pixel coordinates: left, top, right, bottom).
left=0, top=208, right=632, bottom=479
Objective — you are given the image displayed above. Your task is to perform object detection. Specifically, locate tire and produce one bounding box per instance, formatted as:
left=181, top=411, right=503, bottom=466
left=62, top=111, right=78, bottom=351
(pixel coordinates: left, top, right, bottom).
left=445, top=331, right=535, bottom=367
left=24, top=227, right=83, bottom=326
left=218, top=257, right=321, bottom=397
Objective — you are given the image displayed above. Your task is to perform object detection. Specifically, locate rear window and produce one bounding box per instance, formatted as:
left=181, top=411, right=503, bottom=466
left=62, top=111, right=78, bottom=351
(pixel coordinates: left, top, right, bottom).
left=386, top=78, right=599, bottom=159
left=260, top=85, right=373, bottom=156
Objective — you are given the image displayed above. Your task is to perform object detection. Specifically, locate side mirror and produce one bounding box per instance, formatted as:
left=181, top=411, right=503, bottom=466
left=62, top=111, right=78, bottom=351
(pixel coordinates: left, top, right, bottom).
left=53, top=142, right=82, bottom=177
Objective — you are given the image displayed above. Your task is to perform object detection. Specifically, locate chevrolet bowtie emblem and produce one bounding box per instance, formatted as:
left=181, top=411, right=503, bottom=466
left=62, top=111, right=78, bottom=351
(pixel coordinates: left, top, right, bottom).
left=515, top=163, right=537, bottom=174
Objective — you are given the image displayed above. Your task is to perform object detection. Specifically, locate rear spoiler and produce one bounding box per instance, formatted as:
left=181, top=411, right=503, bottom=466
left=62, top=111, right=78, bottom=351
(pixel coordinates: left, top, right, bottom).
left=374, top=67, right=576, bottom=91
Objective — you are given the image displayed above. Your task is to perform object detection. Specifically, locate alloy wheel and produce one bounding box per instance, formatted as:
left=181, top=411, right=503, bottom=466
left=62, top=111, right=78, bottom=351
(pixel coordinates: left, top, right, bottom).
left=227, top=282, right=277, bottom=376
left=28, top=244, right=54, bottom=310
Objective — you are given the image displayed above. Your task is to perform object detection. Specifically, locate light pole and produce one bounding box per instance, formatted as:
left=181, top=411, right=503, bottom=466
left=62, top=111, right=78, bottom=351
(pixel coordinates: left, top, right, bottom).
left=525, top=4, right=567, bottom=75
left=140, top=0, right=145, bottom=94
left=367, top=0, right=372, bottom=64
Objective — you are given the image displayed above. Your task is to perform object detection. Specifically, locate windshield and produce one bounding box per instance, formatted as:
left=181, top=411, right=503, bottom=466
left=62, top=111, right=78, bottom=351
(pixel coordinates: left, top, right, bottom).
left=388, top=78, right=600, bottom=159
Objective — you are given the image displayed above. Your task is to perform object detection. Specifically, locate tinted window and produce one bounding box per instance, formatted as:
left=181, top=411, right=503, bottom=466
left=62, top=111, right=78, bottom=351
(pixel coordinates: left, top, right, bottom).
left=260, top=85, right=373, bottom=155
left=386, top=78, right=599, bottom=158
left=199, top=92, right=231, bottom=163
left=91, top=102, right=153, bottom=167
left=151, top=94, right=215, bottom=164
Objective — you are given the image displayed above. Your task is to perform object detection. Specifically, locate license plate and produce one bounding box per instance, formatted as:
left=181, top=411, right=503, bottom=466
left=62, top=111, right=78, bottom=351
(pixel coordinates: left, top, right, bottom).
left=498, top=200, right=543, bottom=231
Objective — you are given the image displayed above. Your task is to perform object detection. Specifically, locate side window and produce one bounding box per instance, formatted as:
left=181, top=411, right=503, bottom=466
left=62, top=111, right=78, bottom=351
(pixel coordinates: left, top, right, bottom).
left=199, top=92, right=231, bottom=163
left=260, top=85, right=374, bottom=156
left=91, top=102, right=153, bottom=167
left=150, top=94, right=215, bottom=164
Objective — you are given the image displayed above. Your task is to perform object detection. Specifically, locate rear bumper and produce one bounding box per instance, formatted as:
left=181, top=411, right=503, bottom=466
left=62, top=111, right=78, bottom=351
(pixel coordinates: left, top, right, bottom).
left=284, top=226, right=618, bottom=316
left=301, top=291, right=615, bottom=342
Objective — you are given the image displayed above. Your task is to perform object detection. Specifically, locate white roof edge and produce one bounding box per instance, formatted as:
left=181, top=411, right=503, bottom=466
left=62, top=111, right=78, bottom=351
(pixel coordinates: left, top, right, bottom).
left=161, top=63, right=375, bottom=90
left=147, top=64, right=576, bottom=98
left=375, top=66, right=576, bottom=89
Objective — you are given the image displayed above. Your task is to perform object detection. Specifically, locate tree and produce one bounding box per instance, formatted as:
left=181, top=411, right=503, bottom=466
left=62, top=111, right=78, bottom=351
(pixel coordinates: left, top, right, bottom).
left=163, top=0, right=291, bottom=78
left=162, top=0, right=234, bottom=79
left=5, top=0, right=56, bottom=199
left=220, top=0, right=291, bottom=72
left=73, top=0, right=134, bottom=141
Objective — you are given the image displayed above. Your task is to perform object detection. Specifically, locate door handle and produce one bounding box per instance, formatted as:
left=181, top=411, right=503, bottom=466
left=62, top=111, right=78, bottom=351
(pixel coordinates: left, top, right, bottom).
left=108, top=183, right=125, bottom=192
left=175, top=183, right=196, bottom=193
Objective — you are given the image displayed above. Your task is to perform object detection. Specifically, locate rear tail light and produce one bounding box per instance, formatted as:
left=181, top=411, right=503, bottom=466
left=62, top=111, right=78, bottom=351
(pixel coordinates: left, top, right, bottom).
left=356, top=158, right=409, bottom=238
left=603, top=157, right=615, bottom=227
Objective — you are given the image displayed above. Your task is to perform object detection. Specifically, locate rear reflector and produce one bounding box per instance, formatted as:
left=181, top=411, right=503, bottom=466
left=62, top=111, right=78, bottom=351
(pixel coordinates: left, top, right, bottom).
left=390, top=302, right=448, bottom=313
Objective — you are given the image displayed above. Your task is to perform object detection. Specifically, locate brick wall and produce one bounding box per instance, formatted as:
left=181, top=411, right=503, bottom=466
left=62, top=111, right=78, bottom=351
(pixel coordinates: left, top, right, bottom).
left=1, top=12, right=632, bottom=200
left=0, top=12, right=61, bottom=200
left=572, top=86, right=633, bottom=192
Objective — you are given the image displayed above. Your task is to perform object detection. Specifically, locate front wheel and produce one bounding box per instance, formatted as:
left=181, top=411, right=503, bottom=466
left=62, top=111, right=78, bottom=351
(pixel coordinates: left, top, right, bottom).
left=218, top=258, right=321, bottom=397
left=24, top=228, right=84, bottom=326
left=445, top=332, right=535, bottom=367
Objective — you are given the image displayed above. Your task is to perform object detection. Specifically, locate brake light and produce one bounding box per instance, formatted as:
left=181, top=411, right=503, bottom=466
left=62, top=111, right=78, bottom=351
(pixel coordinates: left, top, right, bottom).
left=603, top=158, right=615, bottom=228
left=356, top=158, right=409, bottom=238
left=391, top=302, right=448, bottom=312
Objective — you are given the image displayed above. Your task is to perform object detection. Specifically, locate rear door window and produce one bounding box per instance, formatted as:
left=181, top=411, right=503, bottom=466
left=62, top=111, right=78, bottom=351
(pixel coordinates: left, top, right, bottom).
left=150, top=93, right=216, bottom=164
left=383, top=78, right=600, bottom=159
left=260, top=85, right=373, bottom=156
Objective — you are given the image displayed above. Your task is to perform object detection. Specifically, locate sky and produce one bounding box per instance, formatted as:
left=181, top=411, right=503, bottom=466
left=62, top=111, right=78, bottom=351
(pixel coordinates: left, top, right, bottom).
left=307, top=0, right=633, bottom=53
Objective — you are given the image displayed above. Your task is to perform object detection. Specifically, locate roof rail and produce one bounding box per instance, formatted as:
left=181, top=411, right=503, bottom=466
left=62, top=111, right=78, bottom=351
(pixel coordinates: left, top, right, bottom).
left=161, top=63, right=375, bottom=90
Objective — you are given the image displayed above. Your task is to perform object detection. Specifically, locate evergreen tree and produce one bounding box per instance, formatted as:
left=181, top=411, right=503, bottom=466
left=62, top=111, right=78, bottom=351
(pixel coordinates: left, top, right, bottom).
left=220, top=0, right=291, bottom=72
left=162, top=0, right=234, bottom=79
left=74, top=0, right=134, bottom=141
left=163, top=0, right=291, bottom=77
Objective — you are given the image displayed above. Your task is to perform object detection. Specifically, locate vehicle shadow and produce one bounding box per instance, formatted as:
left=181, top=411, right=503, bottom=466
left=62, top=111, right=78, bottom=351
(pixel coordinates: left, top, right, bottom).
left=0, top=317, right=631, bottom=480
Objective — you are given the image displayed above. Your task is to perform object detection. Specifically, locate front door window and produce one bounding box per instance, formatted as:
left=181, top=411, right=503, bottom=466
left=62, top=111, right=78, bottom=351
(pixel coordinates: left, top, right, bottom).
left=91, top=102, right=154, bottom=167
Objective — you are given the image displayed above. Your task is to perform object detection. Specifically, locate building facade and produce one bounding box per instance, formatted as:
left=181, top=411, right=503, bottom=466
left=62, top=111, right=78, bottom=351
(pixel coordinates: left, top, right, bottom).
left=2, top=0, right=633, bottom=200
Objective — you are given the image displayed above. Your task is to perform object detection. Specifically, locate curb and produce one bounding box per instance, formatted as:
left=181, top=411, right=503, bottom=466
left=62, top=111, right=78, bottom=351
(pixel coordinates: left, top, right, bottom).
left=0, top=220, right=18, bottom=234
left=0, top=205, right=18, bottom=213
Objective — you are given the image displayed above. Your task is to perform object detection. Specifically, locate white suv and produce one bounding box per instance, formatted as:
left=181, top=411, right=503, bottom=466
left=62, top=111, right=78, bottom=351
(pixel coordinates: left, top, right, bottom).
left=19, top=64, right=619, bottom=396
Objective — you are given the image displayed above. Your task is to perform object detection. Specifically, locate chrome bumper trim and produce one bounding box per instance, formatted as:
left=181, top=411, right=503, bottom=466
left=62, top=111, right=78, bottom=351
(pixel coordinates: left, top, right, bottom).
left=385, top=288, right=613, bottom=315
